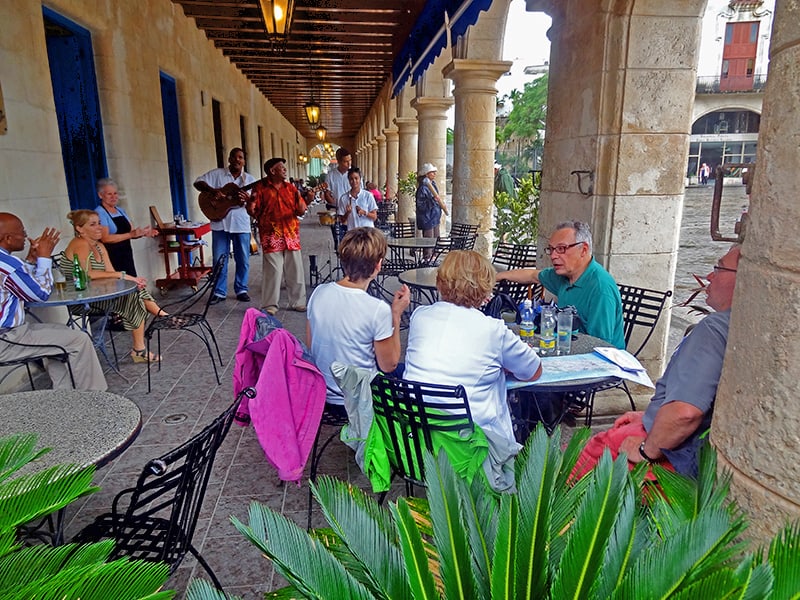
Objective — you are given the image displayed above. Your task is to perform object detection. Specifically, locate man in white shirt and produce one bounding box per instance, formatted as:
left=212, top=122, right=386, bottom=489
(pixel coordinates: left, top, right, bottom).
left=337, top=167, right=378, bottom=230
left=193, top=148, right=256, bottom=304
left=323, top=147, right=352, bottom=211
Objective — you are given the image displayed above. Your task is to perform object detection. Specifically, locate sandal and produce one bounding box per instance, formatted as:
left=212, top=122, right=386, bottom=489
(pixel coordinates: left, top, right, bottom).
left=131, top=348, right=161, bottom=363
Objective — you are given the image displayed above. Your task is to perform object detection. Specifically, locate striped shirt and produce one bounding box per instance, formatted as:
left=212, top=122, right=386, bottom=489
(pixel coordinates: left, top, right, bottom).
left=0, top=248, right=52, bottom=329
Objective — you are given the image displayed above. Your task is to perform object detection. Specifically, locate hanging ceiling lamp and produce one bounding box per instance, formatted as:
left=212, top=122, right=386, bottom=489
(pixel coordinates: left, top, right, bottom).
left=304, top=99, right=320, bottom=127
left=316, top=125, right=327, bottom=141
left=258, top=0, right=295, bottom=36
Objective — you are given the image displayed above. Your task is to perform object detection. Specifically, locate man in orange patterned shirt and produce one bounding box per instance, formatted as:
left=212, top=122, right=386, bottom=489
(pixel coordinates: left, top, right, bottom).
left=247, top=157, right=308, bottom=315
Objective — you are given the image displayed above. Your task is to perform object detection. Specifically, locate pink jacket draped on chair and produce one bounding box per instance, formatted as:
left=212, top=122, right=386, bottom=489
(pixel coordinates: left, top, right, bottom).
left=233, top=308, right=326, bottom=483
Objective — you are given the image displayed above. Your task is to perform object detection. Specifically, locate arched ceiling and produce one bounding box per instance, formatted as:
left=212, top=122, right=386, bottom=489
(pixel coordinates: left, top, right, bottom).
left=172, top=0, right=428, bottom=144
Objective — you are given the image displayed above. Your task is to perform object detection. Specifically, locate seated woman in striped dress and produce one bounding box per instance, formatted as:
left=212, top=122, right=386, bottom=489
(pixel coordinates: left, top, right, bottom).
left=62, top=209, right=165, bottom=363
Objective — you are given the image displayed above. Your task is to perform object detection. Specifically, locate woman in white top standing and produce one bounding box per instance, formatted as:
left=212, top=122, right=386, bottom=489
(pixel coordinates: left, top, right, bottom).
left=404, top=250, right=542, bottom=491
left=307, top=227, right=410, bottom=417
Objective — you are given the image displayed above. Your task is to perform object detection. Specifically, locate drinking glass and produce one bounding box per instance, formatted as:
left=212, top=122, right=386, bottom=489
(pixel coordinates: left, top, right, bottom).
left=557, top=310, right=573, bottom=355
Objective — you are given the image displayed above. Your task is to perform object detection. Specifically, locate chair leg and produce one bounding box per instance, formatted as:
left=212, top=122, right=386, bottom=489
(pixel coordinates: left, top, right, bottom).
left=306, top=426, right=341, bottom=530
left=24, top=363, right=36, bottom=390
left=620, top=381, right=637, bottom=411
left=146, top=336, right=152, bottom=394
left=188, top=543, right=224, bottom=590
left=63, top=355, right=76, bottom=389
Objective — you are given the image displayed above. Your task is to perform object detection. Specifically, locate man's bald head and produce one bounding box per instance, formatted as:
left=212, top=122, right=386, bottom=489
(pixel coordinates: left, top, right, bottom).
left=0, top=213, right=26, bottom=252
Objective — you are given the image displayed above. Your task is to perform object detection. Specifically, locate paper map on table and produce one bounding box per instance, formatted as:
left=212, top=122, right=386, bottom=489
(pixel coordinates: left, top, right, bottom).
left=507, top=352, right=654, bottom=389
left=593, top=347, right=644, bottom=372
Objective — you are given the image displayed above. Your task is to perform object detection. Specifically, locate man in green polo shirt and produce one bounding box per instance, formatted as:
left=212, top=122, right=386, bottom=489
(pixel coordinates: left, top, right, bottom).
left=496, top=220, right=625, bottom=348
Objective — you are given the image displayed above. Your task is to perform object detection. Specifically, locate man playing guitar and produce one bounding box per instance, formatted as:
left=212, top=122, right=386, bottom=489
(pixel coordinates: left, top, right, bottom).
left=193, top=147, right=256, bottom=304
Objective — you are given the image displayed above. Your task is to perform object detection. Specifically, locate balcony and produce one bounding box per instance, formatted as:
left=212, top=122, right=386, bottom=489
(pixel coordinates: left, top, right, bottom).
left=696, top=74, right=768, bottom=94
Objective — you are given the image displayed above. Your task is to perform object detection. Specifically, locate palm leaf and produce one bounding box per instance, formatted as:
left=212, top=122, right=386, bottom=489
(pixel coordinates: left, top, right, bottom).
left=511, top=424, right=563, bottom=598
left=457, top=474, right=493, bottom=599
left=391, top=498, right=438, bottom=600
left=589, top=478, right=639, bottom=599
left=551, top=451, right=630, bottom=600
left=0, top=464, right=98, bottom=531
left=186, top=577, right=243, bottom=600
left=312, top=476, right=409, bottom=600
left=232, top=501, right=374, bottom=599
left=489, top=493, right=517, bottom=599
left=612, top=507, right=747, bottom=599
left=767, top=520, right=800, bottom=599
left=0, top=434, right=50, bottom=484
left=0, top=542, right=171, bottom=600
left=423, top=450, right=479, bottom=599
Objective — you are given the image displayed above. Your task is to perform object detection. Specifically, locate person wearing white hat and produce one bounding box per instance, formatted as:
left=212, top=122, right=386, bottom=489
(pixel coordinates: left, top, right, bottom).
left=415, top=163, right=448, bottom=260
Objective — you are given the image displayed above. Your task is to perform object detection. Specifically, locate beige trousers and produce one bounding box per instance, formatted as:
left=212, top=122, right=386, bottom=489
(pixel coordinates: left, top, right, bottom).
left=261, top=249, right=307, bottom=311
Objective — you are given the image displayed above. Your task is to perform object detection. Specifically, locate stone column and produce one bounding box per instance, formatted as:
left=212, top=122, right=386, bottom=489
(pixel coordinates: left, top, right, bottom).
left=411, top=96, right=453, bottom=232
left=376, top=134, right=387, bottom=192
left=444, top=59, right=512, bottom=257
left=384, top=126, right=399, bottom=199
left=712, top=0, right=800, bottom=542
left=395, top=117, right=418, bottom=223
left=370, top=140, right=379, bottom=185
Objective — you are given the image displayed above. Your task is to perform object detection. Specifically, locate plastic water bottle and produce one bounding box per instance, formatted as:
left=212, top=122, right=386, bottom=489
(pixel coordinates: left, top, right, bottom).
left=519, top=299, right=535, bottom=347
left=539, top=305, right=556, bottom=355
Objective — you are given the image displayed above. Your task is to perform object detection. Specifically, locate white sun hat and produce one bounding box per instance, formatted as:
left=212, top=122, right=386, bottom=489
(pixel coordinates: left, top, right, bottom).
left=418, top=163, right=437, bottom=176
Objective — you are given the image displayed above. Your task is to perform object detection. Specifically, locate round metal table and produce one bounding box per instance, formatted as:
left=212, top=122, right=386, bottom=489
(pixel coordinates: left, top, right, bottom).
left=398, top=267, right=439, bottom=305
left=0, top=389, right=142, bottom=473
left=27, top=278, right=139, bottom=378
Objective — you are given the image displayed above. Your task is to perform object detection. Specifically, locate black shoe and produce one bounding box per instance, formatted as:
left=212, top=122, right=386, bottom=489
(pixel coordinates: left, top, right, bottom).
left=209, top=295, right=226, bottom=305
left=236, top=292, right=251, bottom=302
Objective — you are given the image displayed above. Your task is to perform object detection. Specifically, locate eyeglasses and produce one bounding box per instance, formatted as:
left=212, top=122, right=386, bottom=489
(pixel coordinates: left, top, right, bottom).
left=713, top=265, right=737, bottom=274
left=544, top=242, right=583, bottom=255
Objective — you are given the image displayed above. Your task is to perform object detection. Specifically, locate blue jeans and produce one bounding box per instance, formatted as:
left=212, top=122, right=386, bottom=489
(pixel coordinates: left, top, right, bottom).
left=211, top=231, right=250, bottom=297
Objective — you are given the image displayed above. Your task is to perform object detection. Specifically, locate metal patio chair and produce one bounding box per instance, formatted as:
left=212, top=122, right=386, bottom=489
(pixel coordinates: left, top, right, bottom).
left=144, top=255, right=226, bottom=393
left=72, top=388, right=253, bottom=590
left=370, top=374, right=475, bottom=502
left=0, top=337, right=75, bottom=390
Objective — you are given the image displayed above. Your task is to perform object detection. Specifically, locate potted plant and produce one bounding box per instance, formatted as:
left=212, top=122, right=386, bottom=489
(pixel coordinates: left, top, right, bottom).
left=0, top=433, right=172, bottom=599
left=187, top=426, right=800, bottom=599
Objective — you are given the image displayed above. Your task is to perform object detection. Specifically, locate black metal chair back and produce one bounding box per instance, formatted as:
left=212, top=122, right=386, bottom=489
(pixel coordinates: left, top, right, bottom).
left=73, top=389, right=252, bottom=589
left=388, top=222, right=414, bottom=238
left=450, top=222, right=478, bottom=238
left=618, top=285, right=673, bottom=357
left=457, top=233, right=478, bottom=250
left=492, top=242, right=537, bottom=270
left=144, top=255, right=226, bottom=392
left=0, top=337, right=75, bottom=390
left=370, top=374, right=474, bottom=493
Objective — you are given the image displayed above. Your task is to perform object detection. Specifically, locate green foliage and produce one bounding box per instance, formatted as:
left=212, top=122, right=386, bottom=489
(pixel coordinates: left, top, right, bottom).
left=0, top=433, right=173, bottom=599
left=397, top=171, right=418, bottom=198
left=306, top=175, right=319, bottom=188
left=497, top=74, right=548, bottom=145
left=187, top=426, right=800, bottom=600
left=494, top=173, right=539, bottom=247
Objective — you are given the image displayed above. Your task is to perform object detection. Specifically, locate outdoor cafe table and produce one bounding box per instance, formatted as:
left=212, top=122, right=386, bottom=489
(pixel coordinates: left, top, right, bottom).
left=0, top=389, right=142, bottom=544
left=506, top=334, right=653, bottom=435
left=27, top=278, right=139, bottom=378
left=398, top=266, right=439, bottom=305
left=386, top=236, right=436, bottom=268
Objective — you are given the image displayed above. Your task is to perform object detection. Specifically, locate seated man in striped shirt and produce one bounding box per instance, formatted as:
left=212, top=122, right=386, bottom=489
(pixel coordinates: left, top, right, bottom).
left=0, top=212, right=106, bottom=391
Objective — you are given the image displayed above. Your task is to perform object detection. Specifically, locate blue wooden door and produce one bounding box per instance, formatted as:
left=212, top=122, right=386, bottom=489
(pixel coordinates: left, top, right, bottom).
left=43, top=8, right=108, bottom=210
left=159, top=73, right=188, bottom=218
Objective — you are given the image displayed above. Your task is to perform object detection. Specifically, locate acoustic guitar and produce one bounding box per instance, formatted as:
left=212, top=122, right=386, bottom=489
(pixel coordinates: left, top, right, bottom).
left=198, top=178, right=265, bottom=221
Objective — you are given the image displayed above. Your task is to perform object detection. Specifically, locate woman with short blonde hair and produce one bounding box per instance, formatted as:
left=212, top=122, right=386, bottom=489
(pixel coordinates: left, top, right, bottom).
left=436, top=250, right=495, bottom=308
left=404, top=250, right=542, bottom=492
